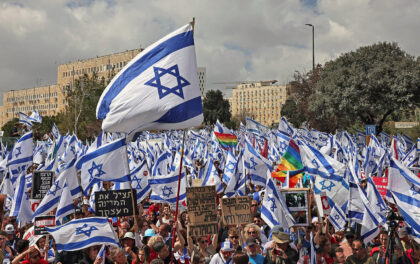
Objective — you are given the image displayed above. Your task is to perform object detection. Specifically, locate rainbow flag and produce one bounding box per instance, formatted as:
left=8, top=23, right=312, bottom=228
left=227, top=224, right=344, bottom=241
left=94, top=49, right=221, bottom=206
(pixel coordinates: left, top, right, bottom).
left=272, top=139, right=305, bottom=188
left=214, top=131, right=238, bottom=149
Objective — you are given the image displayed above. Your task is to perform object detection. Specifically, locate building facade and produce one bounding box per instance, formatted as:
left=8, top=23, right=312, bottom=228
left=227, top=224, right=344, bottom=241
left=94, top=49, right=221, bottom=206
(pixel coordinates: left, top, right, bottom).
left=231, top=80, right=288, bottom=127
left=197, top=67, right=206, bottom=97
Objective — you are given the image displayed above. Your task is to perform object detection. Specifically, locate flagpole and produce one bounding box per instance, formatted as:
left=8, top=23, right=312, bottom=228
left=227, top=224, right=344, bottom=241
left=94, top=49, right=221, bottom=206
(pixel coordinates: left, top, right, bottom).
left=170, top=129, right=186, bottom=264
left=125, top=136, right=139, bottom=233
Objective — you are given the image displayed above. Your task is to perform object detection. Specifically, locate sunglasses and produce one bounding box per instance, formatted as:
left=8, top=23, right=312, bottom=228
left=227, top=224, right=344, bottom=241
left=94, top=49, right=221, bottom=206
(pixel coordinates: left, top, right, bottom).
left=254, top=220, right=261, bottom=223
left=248, top=231, right=257, bottom=235
left=229, top=236, right=239, bottom=239
left=251, top=204, right=258, bottom=207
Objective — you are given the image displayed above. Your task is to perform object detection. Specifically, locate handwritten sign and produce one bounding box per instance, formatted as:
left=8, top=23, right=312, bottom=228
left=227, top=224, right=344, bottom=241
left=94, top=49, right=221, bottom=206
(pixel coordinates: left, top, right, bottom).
left=31, top=171, right=54, bottom=200
left=186, top=186, right=218, bottom=236
left=95, top=189, right=138, bottom=217
left=221, top=196, right=252, bottom=226
left=34, top=215, right=56, bottom=235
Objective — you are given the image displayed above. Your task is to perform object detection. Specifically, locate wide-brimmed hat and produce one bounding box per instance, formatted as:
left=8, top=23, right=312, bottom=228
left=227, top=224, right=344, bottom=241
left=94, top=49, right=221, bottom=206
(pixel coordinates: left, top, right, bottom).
left=272, top=231, right=291, bottom=244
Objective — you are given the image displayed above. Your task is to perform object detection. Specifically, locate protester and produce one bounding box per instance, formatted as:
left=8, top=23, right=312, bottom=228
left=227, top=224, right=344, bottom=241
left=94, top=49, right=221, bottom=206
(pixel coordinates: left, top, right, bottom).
left=245, top=237, right=264, bottom=264
left=209, top=239, right=234, bottom=264
left=344, top=240, right=374, bottom=264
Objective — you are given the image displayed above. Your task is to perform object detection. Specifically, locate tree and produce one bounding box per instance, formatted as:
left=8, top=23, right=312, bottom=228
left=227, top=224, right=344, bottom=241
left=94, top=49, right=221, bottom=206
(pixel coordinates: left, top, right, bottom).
left=1, top=118, right=19, bottom=137
left=202, top=90, right=231, bottom=125
left=280, top=97, right=305, bottom=128
left=60, top=73, right=109, bottom=141
left=309, top=42, right=420, bottom=134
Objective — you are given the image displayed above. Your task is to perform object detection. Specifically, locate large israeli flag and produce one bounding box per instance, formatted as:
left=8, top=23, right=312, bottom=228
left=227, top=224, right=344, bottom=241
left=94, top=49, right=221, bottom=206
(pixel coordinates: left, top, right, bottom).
left=96, top=23, right=203, bottom=135
left=149, top=172, right=186, bottom=205
left=46, top=217, right=119, bottom=251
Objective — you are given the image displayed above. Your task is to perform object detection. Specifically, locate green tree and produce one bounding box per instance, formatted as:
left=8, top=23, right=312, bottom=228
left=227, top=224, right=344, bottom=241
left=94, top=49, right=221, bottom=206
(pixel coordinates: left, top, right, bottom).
left=1, top=118, right=19, bottom=137
left=280, top=97, right=305, bottom=128
left=31, top=115, right=61, bottom=140
left=202, top=90, right=231, bottom=125
left=309, top=42, right=420, bottom=134
left=60, top=73, right=109, bottom=141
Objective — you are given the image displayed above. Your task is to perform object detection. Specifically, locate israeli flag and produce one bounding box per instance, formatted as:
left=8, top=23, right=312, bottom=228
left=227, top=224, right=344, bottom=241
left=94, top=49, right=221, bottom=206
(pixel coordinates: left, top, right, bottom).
left=261, top=173, right=295, bottom=229
left=152, top=150, right=171, bottom=177
left=402, top=145, right=418, bottom=168
left=76, top=138, right=130, bottom=194
left=7, top=131, right=34, bottom=176
left=18, top=112, right=33, bottom=128
left=46, top=217, right=120, bottom=251
left=130, top=160, right=151, bottom=203
left=10, top=171, right=33, bottom=227
left=200, top=159, right=223, bottom=193
left=223, top=150, right=237, bottom=184
left=30, top=109, right=42, bottom=123
left=388, top=158, right=420, bottom=243
left=246, top=117, right=268, bottom=136
left=328, top=204, right=347, bottom=231
left=244, top=137, right=271, bottom=187
left=55, top=179, right=75, bottom=225
left=96, top=244, right=106, bottom=264
left=150, top=172, right=186, bottom=204
left=97, top=23, right=203, bottom=135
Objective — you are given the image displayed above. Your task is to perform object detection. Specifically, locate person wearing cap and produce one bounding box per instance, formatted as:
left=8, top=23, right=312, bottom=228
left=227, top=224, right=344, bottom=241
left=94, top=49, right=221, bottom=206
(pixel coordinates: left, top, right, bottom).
left=265, top=231, right=298, bottom=264
left=209, top=239, right=234, bottom=264
left=4, top=224, right=18, bottom=253
left=123, top=232, right=139, bottom=264
left=246, top=237, right=264, bottom=264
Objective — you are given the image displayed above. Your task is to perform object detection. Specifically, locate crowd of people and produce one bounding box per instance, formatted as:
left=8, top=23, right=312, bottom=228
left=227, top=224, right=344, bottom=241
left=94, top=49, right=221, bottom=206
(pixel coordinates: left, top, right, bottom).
left=0, top=184, right=419, bottom=264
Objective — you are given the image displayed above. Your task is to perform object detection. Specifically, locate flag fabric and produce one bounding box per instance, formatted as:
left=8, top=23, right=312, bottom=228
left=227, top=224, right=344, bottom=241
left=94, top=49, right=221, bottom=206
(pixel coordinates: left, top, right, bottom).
left=130, top=160, right=151, bottom=203
left=55, top=179, right=75, bottom=225
left=200, top=159, right=223, bottom=193
left=272, top=139, right=305, bottom=188
left=402, top=145, right=418, bottom=168
left=244, top=137, right=272, bottom=187
left=75, top=138, right=130, bottom=194
left=246, top=117, right=268, bottom=136
left=46, top=217, right=120, bottom=251
left=7, top=131, right=34, bottom=181
left=30, top=109, right=42, bottom=123
left=9, top=171, right=33, bottom=227
left=328, top=204, right=347, bottom=231
left=96, top=23, right=203, bottom=135
left=149, top=172, right=186, bottom=205
left=261, top=173, right=295, bottom=229
left=223, top=150, right=237, bottom=185
left=18, top=112, right=33, bottom=128
left=388, top=158, right=420, bottom=243
left=214, top=131, right=238, bottom=149
left=96, top=244, right=106, bottom=264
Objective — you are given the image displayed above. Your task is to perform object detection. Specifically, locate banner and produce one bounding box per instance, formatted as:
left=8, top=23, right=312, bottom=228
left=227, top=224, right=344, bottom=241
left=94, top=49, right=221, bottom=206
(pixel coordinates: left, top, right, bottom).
left=371, top=177, right=388, bottom=198
left=95, top=189, right=138, bottom=217
left=220, top=196, right=252, bottom=226
left=31, top=171, right=54, bottom=200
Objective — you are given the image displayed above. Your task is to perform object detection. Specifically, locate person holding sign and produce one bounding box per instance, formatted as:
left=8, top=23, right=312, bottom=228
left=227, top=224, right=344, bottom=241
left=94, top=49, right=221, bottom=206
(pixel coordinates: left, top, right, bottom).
left=187, top=229, right=218, bottom=264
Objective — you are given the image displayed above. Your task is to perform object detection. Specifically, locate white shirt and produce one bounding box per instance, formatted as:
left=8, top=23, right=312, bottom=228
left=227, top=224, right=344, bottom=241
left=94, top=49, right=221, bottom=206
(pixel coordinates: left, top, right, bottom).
left=209, top=253, right=233, bottom=264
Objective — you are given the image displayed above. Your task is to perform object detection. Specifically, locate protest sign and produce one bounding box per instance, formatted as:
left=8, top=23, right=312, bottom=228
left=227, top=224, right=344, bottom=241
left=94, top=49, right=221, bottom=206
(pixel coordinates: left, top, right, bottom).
left=95, top=189, right=138, bottom=217
left=372, top=176, right=388, bottom=198
left=31, top=171, right=54, bottom=200
left=281, top=188, right=311, bottom=226
left=23, top=226, right=42, bottom=246
left=34, top=215, right=56, bottom=235
left=186, top=186, right=218, bottom=236
left=220, top=196, right=252, bottom=225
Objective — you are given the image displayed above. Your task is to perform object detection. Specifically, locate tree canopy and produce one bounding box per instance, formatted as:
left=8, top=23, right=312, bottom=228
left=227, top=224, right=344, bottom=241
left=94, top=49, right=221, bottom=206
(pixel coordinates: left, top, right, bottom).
left=309, top=42, right=420, bottom=134
left=202, top=90, right=232, bottom=126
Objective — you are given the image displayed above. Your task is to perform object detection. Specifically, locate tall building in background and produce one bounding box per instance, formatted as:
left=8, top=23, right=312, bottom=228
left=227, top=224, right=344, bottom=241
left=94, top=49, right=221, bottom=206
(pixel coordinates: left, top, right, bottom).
left=231, top=80, right=288, bottom=127
left=197, top=67, right=206, bottom=98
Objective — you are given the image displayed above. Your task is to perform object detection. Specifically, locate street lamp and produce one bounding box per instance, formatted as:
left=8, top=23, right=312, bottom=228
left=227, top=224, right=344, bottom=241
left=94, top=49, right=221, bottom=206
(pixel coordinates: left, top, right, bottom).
left=305, top=23, right=315, bottom=72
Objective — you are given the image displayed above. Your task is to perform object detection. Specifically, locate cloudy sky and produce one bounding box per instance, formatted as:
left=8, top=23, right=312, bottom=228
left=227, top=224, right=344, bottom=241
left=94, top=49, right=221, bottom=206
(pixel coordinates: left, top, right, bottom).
left=1, top=0, right=420, bottom=99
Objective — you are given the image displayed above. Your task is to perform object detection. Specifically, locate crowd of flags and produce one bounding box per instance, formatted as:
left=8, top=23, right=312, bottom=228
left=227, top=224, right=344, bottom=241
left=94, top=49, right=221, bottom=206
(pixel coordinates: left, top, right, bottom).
left=0, top=21, right=418, bottom=253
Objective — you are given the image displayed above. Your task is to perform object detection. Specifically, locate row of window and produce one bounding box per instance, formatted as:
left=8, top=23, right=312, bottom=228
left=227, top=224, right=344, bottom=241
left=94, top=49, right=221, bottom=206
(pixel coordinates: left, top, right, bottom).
left=62, top=61, right=128, bottom=77
left=7, top=104, right=58, bottom=113
left=235, top=88, right=284, bottom=97
left=7, top=92, right=59, bottom=102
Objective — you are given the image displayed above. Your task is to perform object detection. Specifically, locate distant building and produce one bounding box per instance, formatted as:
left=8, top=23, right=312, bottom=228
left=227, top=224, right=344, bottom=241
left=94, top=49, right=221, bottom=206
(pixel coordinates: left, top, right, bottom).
left=231, top=80, right=289, bottom=127
left=197, top=67, right=206, bottom=97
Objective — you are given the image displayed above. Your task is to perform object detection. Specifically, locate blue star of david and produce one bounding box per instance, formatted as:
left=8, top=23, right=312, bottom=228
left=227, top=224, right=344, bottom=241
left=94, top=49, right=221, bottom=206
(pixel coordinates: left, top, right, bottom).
left=15, top=147, right=22, bottom=158
left=88, top=161, right=106, bottom=182
left=410, top=184, right=420, bottom=196
left=269, top=197, right=277, bottom=212
left=368, top=160, right=375, bottom=167
left=319, top=179, right=335, bottom=192
left=312, top=159, right=319, bottom=169
left=162, top=186, right=173, bottom=198
left=76, top=224, right=98, bottom=237
left=334, top=214, right=340, bottom=220
left=145, top=65, right=190, bottom=99
left=131, top=175, right=142, bottom=189
left=47, top=181, right=61, bottom=196
left=279, top=141, right=287, bottom=152
left=248, top=157, right=257, bottom=170
left=70, top=146, right=76, bottom=155
left=376, top=201, right=386, bottom=211
left=225, top=161, right=236, bottom=174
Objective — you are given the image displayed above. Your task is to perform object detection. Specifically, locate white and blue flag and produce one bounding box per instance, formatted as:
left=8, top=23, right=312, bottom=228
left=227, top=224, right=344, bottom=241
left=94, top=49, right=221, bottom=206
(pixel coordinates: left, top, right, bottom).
left=46, top=217, right=120, bottom=251
left=96, top=23, right=203, bottom=135
left=10, top=171, right=33, bottom=227
left=18, top=112, right=33, bottom=128
left=55, top=179, right=75, bottom=225
left=76, top=138, right=130, bottom=194
left=30, top=109, right=42, bottom=123
left=244, top=137, right=271, bottom=187
left=149, top=172, right=186, bottom=205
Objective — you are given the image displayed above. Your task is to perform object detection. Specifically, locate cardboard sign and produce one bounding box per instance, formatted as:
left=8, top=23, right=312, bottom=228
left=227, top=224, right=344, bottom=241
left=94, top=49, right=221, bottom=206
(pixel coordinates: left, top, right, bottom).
left=186, top=186, right=218, bottom=236
left=320, top=192, right=331, bottom=215
left=372, top=176, right=388, bottom=198
left=34, top=215, right=56, bottom=235
left=95, top=189, right=138, bottom=217
left=31, top=171, right=54, bottom=200
left=220, top=196, right=252, bottom=225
